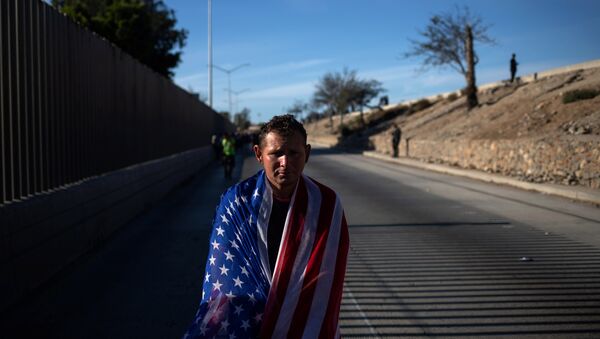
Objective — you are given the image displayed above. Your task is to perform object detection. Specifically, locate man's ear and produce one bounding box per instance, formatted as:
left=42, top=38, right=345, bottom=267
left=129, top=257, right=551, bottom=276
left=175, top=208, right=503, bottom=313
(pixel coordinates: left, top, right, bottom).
left=305, top=144, right=311, bottom=163
left=253, top=144, right=262, bottom=163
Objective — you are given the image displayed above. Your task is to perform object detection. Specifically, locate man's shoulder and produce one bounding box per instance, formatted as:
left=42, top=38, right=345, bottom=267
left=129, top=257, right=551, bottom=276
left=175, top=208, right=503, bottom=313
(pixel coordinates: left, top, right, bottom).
left=222, top=170, right=263, bottom=197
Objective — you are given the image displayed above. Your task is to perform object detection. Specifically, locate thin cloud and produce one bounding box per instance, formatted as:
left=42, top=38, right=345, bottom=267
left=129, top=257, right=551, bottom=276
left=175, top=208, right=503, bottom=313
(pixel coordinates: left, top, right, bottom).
left=244, top=81, right=316, bottom=100
left=175, top=72, right=207, bottom=84
left=360, top=64, right=418, bottom=82
left=175, top=58, right=331, bottom=87
left=242, top=58, right=334, bottom=79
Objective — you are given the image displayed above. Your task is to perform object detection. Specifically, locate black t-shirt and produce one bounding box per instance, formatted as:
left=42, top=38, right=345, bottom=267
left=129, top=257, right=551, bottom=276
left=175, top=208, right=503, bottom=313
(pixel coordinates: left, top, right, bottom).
left=267, top=196, right=290, bottom=275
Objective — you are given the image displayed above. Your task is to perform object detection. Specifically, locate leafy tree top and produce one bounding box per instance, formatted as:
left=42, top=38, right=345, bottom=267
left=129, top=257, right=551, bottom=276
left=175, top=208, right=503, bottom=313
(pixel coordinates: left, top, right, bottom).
left=53, top=0, right=188, bottom=78
left=312, top=68, right=384, bottom=116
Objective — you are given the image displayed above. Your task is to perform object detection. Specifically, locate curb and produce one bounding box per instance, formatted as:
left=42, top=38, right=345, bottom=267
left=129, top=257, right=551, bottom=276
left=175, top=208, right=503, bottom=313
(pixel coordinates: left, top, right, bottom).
left=363, top=151, right=600, bottom=206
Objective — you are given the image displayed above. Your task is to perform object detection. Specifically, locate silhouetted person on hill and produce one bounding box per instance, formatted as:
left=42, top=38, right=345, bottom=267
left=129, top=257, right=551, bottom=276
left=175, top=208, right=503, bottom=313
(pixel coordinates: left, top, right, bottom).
left=510, top=53, right=518, bottom=83
left=379, top=95, right=389, bottom=107
left=391, top=124, right=402, bottom=158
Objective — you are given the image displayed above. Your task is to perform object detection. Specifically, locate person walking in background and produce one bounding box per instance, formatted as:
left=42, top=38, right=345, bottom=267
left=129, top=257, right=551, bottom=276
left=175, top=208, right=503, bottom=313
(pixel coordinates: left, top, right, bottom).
left=510, top=53, right=518, bottom=83
left=391, top=124, right=402, bottom=158
left=221, top=133, right=236, bottom=179
left=211, top=134, right=221, bottom=161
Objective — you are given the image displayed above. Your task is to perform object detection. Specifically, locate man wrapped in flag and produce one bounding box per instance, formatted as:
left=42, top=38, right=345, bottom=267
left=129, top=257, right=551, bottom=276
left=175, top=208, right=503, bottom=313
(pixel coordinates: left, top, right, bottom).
left=184, top=115, right=349, bottom=339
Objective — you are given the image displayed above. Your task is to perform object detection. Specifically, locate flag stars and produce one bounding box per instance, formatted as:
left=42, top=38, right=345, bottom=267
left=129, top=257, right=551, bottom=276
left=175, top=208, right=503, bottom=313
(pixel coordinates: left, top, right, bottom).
left=220, top=318, right=230, bottom=331
left=221, top=214, right=229, bottom=225
left=234, top=304, right=244, bottom=315
left=200, top=324, right=208, bottom=335
left=212, top=280, right=223, bottom=291
left=226, top=206, right=233, bottom=217
left=240, top=266, right=249, bottom=277
left=240, top=320, right=250, bottom=331
left=209, top=255, right=216, bottom=265
left=204, top=273, right=211, bottom=282
left=211, top=240, right=220, bottom=250
left=248, top=292, right=256, bottom=304
left=234, top=195, right=241, bottom=207
left=215, top=226, right=225, bottom=236
left=254, top=312, right=263, bottom=323
left=233, top=276, right=244, bottom=288
left=253, top=188, right=260, bottom=200
left=225, top=290, right=236, bottom=301
left=224, top=250, right=235, bottom=261
left=219, top=264, right=230, bottom=276
left=229, top=200, right=235, bottom=210
left=229, top=239, right=240, bottom=250
left=241, top=195, right=247, bottom=204
left=229, top=333, right=236, bottom=339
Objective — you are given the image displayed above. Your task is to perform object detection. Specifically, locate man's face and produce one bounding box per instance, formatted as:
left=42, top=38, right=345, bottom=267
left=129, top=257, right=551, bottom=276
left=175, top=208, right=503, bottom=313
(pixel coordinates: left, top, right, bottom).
left=253, top=131, right=311, bottom=198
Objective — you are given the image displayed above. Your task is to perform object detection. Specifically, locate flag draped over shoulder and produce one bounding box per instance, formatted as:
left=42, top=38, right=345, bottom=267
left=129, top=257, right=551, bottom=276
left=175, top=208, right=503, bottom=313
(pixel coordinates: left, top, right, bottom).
left=184, top=170, right=349, bottom=339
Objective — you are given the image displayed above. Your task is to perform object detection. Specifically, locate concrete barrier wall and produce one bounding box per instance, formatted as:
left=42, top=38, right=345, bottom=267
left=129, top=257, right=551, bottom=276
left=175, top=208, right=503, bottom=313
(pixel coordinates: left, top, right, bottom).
left=0, top=146, right=212, bottom=311
left=372, top=137, right=600, bottom=189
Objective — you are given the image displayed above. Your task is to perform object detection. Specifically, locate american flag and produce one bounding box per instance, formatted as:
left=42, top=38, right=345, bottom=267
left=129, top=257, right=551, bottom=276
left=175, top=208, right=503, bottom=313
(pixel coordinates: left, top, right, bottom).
left=184, top=170, right=349, bottom=339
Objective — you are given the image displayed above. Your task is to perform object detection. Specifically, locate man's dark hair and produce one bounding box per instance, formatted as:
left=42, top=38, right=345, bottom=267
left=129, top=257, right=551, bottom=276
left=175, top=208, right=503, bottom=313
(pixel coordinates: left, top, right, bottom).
left=257, top=114, right=307, bottom=147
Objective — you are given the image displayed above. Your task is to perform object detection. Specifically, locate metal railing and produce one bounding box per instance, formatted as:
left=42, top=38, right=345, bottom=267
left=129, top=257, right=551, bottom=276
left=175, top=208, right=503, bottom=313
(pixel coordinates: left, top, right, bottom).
left=0, top=0, right=228, bottom=205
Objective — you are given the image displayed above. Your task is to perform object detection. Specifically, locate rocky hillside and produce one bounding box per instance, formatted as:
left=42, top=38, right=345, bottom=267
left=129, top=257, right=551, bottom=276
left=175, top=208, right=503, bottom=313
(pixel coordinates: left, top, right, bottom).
left=305, top=63, right=600, bottom=189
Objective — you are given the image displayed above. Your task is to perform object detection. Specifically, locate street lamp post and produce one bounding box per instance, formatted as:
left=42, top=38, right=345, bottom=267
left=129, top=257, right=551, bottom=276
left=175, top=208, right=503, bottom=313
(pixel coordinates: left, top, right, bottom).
left=230, top=88, right=250, bottom=114
left=213, top=63, right=250, bottom=114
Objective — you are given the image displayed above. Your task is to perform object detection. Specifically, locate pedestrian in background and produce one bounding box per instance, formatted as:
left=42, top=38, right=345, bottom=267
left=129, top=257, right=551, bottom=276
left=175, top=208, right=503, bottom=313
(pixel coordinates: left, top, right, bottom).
left=392, top=124, right=402, bottom=158
left=211, top=134, right=221, bottom=161
left=221, top=133, right=236, bottom=179
left=510, top=53, right=518, bottom=83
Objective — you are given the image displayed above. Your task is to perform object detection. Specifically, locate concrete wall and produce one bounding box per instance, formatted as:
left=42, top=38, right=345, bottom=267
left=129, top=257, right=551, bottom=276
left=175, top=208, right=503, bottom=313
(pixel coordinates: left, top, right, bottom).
left=0, top=147, right=212, bottom=311
left=372, top=137, right=600, bottom=189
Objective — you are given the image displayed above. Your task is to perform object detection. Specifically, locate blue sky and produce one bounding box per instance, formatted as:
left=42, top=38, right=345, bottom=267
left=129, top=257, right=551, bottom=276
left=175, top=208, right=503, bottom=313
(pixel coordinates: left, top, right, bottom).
left=167, top=0, right=600, bottom=124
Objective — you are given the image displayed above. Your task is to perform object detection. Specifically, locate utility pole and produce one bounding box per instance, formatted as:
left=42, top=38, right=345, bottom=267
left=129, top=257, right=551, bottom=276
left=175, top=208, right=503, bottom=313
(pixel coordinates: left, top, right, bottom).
left=213, top=63, right=250, bottom=115
left=231, top=88, right=250, bottom=114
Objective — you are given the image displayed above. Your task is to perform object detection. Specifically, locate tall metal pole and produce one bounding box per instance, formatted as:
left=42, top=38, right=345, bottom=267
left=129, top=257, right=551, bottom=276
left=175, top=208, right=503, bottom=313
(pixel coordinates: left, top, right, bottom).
left=208, top=0, right=213, bottom=107
left=227, top=73, right=232, bottom=114
left=213, top=63, right=250, bottom=115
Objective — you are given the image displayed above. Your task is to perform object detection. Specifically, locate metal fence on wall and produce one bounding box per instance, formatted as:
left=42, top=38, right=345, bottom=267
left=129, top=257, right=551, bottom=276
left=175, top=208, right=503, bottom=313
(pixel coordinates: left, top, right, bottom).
left=0, top=0, right=228, bottom=206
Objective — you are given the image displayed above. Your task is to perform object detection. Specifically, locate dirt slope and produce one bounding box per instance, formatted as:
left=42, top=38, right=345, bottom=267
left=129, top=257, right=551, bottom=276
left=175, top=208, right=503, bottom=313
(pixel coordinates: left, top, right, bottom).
left=305, top=66, right=600, bottom=189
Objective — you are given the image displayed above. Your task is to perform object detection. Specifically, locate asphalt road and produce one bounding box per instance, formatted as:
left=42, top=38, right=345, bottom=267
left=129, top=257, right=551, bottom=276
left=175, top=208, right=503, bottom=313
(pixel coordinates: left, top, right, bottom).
left=304, top=148, right=600, bottom=338
left=2, top=147, right=600, bottom=338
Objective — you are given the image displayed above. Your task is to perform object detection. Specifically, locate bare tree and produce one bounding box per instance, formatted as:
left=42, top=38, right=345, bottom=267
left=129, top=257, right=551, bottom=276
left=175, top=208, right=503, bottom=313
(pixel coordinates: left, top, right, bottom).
left=404, top=6, right=495, bottom=109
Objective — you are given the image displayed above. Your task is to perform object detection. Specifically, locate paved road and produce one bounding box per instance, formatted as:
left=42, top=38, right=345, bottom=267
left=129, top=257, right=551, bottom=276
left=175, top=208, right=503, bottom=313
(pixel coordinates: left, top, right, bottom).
left=304, top=149, right=600, bottom=338
left=2, top=147, right=600, bottom=338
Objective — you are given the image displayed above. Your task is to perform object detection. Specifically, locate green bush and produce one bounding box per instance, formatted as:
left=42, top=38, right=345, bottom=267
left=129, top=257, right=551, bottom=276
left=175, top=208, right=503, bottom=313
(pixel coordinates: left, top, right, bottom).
left=412, top=98, right=432, bottom=111
left=446, top=92, right=459, bottom=102
left=562, top=89, right=599, bottom=104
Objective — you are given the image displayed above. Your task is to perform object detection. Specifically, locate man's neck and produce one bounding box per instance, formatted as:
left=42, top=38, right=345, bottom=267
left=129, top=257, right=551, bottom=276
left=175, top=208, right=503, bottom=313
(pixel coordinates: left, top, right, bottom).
left=269, top=181, right=296, bottom=201
left=272, top=187, right=293, bottom=201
